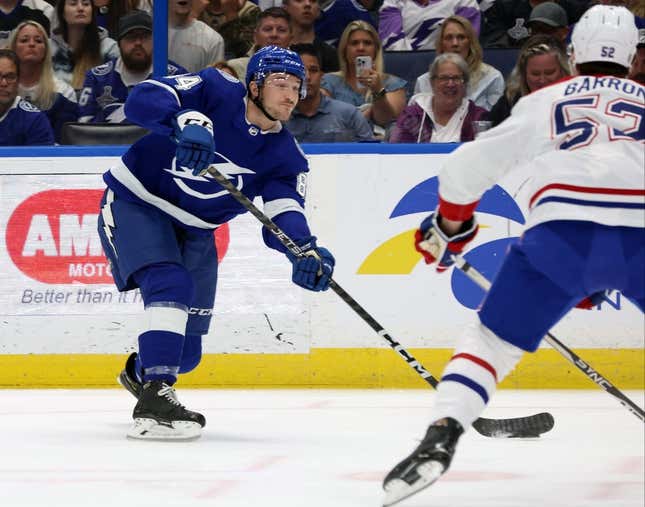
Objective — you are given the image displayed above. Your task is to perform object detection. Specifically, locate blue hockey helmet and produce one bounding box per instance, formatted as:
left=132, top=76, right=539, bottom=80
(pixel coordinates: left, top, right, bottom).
left=246, top=46, right=307, bottom=99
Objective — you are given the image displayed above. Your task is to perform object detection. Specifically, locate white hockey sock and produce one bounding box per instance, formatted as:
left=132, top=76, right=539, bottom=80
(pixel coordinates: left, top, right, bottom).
left=430, top=322, right=525, bottom=430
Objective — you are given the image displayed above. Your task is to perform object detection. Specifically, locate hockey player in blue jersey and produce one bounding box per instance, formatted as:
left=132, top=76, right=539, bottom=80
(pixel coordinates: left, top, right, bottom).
left=382, top=5, right=644, bottom=505
left=97, top=45, right=335, bottom=440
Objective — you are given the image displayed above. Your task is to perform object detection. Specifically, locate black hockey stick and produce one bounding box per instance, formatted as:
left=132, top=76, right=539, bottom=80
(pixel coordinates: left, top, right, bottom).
left=207, top=163, right=554, bottom=438
left=452, top=255, right=645, bottom=423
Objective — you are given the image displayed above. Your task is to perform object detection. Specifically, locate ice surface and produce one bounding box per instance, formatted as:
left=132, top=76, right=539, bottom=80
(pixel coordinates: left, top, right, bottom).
left=1, top=389, right=643, bottom=507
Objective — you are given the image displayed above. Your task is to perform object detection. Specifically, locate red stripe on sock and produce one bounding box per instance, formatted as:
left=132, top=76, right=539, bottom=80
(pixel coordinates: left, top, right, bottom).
left=451, top=352, right=498, bottom=382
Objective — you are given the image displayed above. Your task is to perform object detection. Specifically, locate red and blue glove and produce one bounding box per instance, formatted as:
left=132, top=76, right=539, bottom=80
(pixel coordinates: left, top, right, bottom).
left=414, top=212, right=478, bottom=272
left=286, top=236, right=335, bottom=291
left=172, top=109, right=216, bottom=176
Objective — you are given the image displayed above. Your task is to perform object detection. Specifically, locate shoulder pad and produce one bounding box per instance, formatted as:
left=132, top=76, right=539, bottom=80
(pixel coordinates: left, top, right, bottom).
left=18, top=100, right=41, bottom=113
left=92, top=61, right=114, bottom=76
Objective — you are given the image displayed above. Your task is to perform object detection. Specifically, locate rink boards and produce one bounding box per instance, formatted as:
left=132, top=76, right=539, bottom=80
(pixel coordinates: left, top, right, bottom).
left=0, top=145, right=642, bottom=388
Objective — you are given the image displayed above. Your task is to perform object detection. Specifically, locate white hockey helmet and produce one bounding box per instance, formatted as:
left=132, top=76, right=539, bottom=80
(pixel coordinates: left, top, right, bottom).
left=571, top=5, right=638, bottom=68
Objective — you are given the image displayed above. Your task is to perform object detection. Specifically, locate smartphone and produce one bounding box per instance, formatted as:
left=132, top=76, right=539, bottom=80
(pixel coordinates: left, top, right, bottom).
left=355, top=55, right=372, bottom=89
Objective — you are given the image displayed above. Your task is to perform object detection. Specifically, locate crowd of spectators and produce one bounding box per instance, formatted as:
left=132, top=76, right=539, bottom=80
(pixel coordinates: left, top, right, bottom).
left=0, top=0, right=643, bottom=146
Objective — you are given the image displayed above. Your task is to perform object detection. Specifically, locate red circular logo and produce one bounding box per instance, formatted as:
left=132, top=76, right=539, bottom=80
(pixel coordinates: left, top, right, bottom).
left=6, top=189, right=230, bottom=284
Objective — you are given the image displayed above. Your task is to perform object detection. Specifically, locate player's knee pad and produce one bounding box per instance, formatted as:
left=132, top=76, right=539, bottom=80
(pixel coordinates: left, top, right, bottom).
left=134, top=262, right=194, bottom=309
left=179, top=334, right=203, bottom=373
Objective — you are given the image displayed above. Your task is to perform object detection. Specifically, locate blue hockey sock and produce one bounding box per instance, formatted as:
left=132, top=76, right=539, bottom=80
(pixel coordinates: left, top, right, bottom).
left=137, top=304, right=189, bottom=385
left=179, top=334, right=203, bottom=373
left=139, top=330, right=185, bottom=385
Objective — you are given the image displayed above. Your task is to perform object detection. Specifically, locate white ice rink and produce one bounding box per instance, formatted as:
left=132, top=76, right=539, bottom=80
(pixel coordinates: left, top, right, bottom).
left=1, top=389, right=643, bottom=507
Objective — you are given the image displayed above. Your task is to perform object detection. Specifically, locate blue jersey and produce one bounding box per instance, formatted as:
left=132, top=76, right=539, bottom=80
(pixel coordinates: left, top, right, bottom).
left=0, top=97, right=55, bottom=146
left=21, top=80, right=79, bottom=143
left=104, top=67, right=311, bottom=253
left=46, top=91, right=78, bottom=142
left=78, top=58, right=186, bottom=123
left=316, top=0, right=374, bottom=46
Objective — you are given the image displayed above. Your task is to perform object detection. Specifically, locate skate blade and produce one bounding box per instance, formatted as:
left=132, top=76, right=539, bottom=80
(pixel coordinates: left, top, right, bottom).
left=127, top=418, right=202, bottom=441
left=382, top=461, right=445, bottom=506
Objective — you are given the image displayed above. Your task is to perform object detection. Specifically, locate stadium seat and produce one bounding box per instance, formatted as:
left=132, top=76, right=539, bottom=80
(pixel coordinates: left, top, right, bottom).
left=384, top=48, right=519, bottom=98
left=60, top=122, right=148, bottom=145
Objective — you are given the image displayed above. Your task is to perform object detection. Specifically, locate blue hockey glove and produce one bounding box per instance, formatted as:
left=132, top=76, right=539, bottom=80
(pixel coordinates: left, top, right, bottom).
left=172, top=109, right=216, bottom=176
left=414, top=212, right=478, bottom=272
left=286, top=236, right=335, bottom=292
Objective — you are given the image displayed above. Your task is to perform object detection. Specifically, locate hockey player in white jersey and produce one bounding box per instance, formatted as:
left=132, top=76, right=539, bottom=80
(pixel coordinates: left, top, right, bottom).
left=382, top=5, right=644, bottom=506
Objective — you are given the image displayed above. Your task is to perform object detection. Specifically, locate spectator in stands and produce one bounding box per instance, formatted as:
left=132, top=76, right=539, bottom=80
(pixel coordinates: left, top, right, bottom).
left=379, top=0, right=481, bottom=51
left=227, top=7, right=292, bottom=82
left=287, top=43, right=373, bottom=142
left=480, top=0, right=588, bottom=48
left=322, top=20, right=407, bottom=131
left=51, top=0, right=119, bottom=91
left=315, top=0, right=376, bottom=47
left=168, top=0, right=224, bottom=72
left=283, top=0, right=339, bottom=72
left=9, top=20, right=78, bottom=142
left=211, top=59, right=239, bottom=78
left=628, top=32, right=645, bottom=84
left=527, top=2, right=570, bottom=44
left=194, top=0, right=260, bottom=60
left=488, top=35, right=569, bottom=126
left=478, top=0, right=496, bottom=11
left=414, top=15, right=504, bottom=111
left=77, top=10, right=187, bottom=123
left=0, top=0, right=53, bottom=46
left=93, top=0, right=151, bottom=39
left=0, top=48, right=54, bottom=145
left=391, top=53, right=487, bottom=142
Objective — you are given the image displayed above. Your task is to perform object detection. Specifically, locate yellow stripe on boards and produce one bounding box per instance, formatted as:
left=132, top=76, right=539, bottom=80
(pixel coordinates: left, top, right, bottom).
left=0, top=349, right=642, bottom=389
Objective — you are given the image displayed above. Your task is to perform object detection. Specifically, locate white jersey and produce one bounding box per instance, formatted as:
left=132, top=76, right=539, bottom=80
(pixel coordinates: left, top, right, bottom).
left=379, top=0, right=480, bottom=51
left=168, top=20, right=225, bottom=73
left=439, top=75, right=645, bottom=229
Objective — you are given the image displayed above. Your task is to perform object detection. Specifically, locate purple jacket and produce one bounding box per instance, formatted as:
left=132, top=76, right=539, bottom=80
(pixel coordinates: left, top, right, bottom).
left=390, top=97, right=488, bottom=143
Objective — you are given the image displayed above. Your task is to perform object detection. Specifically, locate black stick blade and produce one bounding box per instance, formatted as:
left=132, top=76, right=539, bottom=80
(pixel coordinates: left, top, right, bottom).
left=472, top=412, right=555, bottom=438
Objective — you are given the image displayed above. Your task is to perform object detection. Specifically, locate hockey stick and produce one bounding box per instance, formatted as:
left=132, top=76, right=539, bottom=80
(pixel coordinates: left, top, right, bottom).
left=207, top=163, right=554, bottom=438
left=452, top=255, right=645, bottom=423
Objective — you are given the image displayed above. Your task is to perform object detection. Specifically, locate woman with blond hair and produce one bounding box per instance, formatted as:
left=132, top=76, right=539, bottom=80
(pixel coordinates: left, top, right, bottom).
left=413, top=15, right=504, bottom=111
left=9, top=20, right=79, bottom=143
left=489, top=34, right=570, bottom=126
left=51, top=0, right=119, bottom=91
left=321, top=20, right=407, bottom=130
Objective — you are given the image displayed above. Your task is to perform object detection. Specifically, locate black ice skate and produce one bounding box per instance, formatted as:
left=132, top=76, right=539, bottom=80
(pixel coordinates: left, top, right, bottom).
left=127, top=380, right=206, bottom=441
left=382, top=417, right=464, bottom=506
left=117, top=352, right=142, bottom=399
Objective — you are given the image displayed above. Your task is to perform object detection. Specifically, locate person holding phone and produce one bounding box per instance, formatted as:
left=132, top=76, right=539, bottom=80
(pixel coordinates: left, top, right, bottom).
left=321, top=20, right=407, bottom=131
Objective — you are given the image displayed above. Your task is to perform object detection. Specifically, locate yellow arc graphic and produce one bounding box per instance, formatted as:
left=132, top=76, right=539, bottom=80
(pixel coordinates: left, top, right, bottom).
left=357, top=229, right=422, bottom=275
left=358, top=224, right=491, bottom=275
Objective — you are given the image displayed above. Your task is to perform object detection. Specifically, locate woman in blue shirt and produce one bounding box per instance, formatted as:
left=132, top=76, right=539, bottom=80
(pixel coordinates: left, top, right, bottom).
left=321, top=20, right=407, bottom=131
